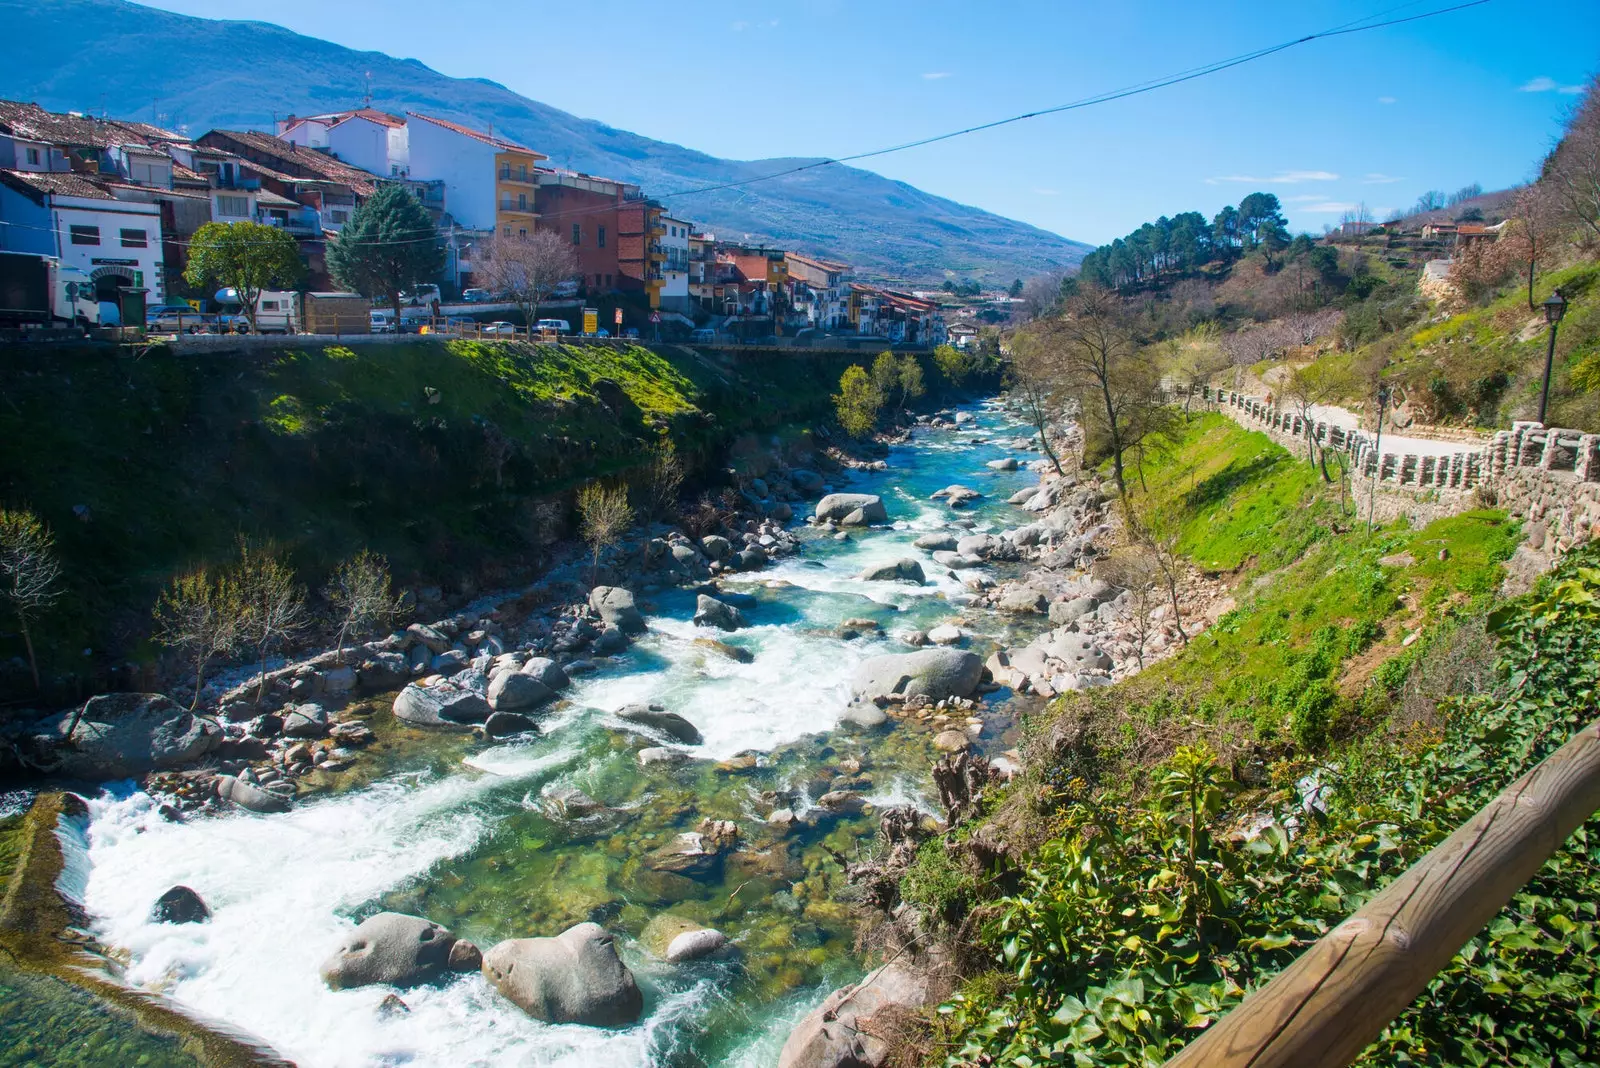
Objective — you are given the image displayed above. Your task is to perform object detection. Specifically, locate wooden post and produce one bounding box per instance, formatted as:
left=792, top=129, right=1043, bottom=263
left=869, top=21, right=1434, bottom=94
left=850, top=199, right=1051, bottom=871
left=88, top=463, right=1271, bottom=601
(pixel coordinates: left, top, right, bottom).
left=1163, top=717, right=1600, bottom=1068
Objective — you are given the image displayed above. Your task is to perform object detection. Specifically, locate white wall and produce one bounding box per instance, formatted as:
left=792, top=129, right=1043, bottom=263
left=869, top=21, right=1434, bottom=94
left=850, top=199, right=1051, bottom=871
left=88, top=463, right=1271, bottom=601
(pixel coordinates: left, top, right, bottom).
left=50, top=195, right=165, bottom=302
left=660, top=216, right=690, bottom=309
left=407, top=120, right=494, bottom=230
left=328, top=117, right=407, bottom=178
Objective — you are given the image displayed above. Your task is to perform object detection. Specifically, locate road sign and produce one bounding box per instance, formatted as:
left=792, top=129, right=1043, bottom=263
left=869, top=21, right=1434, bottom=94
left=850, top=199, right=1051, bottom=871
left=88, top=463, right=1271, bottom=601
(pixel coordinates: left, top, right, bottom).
left=614, top=307, right=623, bottom=326
left=582, top=307, right=598, bottom=334
left=649, top=312, right=661, bottom=323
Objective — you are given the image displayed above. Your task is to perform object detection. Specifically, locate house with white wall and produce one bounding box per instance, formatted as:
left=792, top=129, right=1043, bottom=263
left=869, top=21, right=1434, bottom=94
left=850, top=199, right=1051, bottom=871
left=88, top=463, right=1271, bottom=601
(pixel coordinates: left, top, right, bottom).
left=0, top=169, right=164, bottom=304
left=280, top=108, right=409, bottom=178
left=406, top=112, right=545, bottom=235
left=658, top=214, right=691, bottom=312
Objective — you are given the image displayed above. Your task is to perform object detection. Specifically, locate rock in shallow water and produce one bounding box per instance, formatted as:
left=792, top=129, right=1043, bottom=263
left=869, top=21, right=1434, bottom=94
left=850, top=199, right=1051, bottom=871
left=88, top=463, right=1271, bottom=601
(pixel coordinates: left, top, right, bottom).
left=615, top=703, right=703, bottom=745
left=393, top=683, right=491, bottom=729
left=214, top=774, right=291, bottom=814
left=481, top=923, right=643, bottom=1027
left=850, top=649, right=984, bottom=704
left=693, top=593, right=747, bottom=631
left=589, top=586, right=646, bottom=635
left=149, top=885, right=210, bottom=924
left=319, top=912, right=457, bottom=990
left=814, top=493, right=886, bottom=524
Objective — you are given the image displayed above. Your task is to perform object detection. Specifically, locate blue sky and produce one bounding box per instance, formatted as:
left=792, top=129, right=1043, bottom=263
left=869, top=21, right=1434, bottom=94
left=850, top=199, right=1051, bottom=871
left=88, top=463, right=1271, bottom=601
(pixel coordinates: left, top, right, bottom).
left=140, top=0, right=1598, bottom=246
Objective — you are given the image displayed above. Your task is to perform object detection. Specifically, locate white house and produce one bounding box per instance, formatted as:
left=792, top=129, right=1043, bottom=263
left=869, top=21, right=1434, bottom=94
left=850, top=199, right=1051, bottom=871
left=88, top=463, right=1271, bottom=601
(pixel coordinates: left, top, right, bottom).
left=658, top=214, right=691, bottom=312
left=280, top=108, right=409, bottom=178
left=0, top=170, right=164, bottom=304
left=405, top=112, right=545, bottom=236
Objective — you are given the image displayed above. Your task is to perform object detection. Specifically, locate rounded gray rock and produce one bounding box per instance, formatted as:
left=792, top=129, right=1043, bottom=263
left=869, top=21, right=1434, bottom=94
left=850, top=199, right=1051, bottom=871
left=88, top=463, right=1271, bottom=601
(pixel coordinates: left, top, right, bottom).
left=319, top=912, right=457, bottom=990
left=481, top=923, right=643, bottom=1027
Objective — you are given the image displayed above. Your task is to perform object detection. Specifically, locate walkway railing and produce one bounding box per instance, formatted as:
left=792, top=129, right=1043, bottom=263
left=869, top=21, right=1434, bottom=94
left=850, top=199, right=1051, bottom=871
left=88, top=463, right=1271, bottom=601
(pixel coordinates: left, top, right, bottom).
left=1162, top=715, right=1600, bottom=1068
left=1175, top=385, right=1600, bottom=488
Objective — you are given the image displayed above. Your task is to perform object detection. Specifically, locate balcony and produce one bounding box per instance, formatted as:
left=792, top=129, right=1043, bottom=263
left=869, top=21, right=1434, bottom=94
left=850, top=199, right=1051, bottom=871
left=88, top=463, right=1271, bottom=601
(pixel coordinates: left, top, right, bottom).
left=497, top=200, right=537, bottom=216
left=497, top=166, right=536, bottom=184
left=260, top=207, right=323, bottom=235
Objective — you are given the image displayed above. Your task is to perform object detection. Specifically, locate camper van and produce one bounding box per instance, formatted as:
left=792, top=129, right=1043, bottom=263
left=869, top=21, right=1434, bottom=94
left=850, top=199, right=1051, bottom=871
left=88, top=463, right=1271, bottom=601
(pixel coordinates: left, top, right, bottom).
left=0, top=251, right=100, bottom=328
left=213, top=289, right=370, bottom=334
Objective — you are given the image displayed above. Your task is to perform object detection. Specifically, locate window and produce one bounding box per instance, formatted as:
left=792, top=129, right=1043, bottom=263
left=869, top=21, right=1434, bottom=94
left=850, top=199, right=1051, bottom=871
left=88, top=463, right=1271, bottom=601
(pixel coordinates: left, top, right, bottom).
left=572, top=223, right=581, bottom=246
left=329, top=209, right=349, bottom=224
left=518, top=228, right=527, bottom=237
left=261, top=300, right=279, bottom=311
left=119, top=228, right=147, bottom=248
left=517, top=193, right=527, bottom=210
left=25, top=147, right=39, bottom=166
left=503, top=226, right=511, bottom=236
left=217, top=195, right=249, bottom=217
left=598, top=225, right=606, bottom=249
left=69, top=224, right=100, bottom=245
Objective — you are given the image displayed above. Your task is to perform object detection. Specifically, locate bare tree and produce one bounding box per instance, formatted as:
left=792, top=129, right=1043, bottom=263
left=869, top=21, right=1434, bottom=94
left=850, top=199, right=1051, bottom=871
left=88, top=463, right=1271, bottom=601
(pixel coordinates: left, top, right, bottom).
left=153, top=567, right=242, bottom=710
left=1018, top=270, right=1067, bottom=321
left=1038, top=286, right=1171, bottom=510
left=636, top=441, right=686, bottom=521
left=1162, top=323, right=1230, bottom=409
left=1285, top=308, right=1342, bottom=347
left=1132, top=510, right=1190, bottom=649
left=477, top=230, right=580, bottom=333
left=1544, top=75, right=1600, bottom=243
left=1094, top=548, right=1160, bottom=669
left=1504, top=183, right=1567, bottom=310
left=0, top=508, right=62, bottom=691
left=234, top=539, right=308, bottom=704
left=1279, top=360, right=1353, bottom=473
left=1006, top=327, right=1069, bottom=474
left=576, top=482, right=634, bottom=586
left=324, top=550, right=402, bottom=663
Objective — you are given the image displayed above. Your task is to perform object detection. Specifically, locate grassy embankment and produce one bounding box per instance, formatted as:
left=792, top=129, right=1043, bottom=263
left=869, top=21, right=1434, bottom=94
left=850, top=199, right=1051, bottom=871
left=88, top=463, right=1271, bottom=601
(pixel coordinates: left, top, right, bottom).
left=899, top=412, right=1600, bottom=1067
left=0, top=339, right=935, bottom=701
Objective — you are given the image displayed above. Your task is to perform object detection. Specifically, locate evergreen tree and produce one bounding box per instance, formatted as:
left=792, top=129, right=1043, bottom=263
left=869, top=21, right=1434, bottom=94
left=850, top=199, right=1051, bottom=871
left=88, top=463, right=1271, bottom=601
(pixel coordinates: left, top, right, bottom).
left=327, top=185, right=445, bottom=320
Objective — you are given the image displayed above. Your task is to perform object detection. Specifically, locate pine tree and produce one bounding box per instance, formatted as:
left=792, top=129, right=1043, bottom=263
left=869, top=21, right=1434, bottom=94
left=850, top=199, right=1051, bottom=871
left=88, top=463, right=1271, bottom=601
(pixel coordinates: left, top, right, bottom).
left=327, top=185, right=445, bottom=320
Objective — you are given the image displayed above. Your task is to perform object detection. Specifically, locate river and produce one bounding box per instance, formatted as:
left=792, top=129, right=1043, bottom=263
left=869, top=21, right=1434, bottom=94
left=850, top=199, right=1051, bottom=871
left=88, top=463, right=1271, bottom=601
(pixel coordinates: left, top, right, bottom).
left=57, top=400, right=1050, bottom=1068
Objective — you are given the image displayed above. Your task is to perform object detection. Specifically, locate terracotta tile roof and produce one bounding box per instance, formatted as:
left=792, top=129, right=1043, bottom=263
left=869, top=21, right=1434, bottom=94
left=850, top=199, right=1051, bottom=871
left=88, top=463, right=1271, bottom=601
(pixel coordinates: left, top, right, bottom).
left=170, top=162, right=209, bottom=185
left=785, top=251, right=850, bottom=273
left=0, top=168, right=114, bottom=201
left=199, top=130, right=380, bottom=195
left=405, top=111, right=545, bottom=157
left=331, top=108, right=406, bottom=129
left=0, top=99, right=176, bottom=150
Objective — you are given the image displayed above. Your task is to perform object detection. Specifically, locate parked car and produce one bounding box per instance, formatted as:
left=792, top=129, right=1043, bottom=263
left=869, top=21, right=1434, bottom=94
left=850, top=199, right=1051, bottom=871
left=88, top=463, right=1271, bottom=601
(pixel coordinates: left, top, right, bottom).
left=483, top=321, right=518, bottom=336
left=461, top=288, right=492, bottom=303
left=622, top=327, right=640, bottom=339
left=690, top=328, right=716, bottom=343
left=553, top=280, right=579, bottom=298
left=145, top=303, right=196, bottom=325
left=369, top=311, right=395, bottom=334
left=147, top=308, right=214, bottom=333
left=535, top=318, right=570, bottom=334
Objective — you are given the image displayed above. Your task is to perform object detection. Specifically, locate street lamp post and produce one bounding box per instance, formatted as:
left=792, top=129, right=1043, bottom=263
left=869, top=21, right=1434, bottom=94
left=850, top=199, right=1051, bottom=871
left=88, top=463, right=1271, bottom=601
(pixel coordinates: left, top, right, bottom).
left=1537, top=288, right=1568, bottom=425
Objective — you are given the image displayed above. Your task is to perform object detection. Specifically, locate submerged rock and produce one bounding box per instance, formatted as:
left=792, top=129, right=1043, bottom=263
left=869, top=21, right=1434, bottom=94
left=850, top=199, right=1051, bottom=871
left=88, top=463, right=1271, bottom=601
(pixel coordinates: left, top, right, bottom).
left=319, top=912, right=457, bottom=990
left=615, top=703, right=703, bottom=745
left=214, top=774, right=291, bottom=814
left=481, top=923, right=643, bottom=1027
left=693, top=594, right=747, bottom=631
left=694, top=637, right=754, bottom=663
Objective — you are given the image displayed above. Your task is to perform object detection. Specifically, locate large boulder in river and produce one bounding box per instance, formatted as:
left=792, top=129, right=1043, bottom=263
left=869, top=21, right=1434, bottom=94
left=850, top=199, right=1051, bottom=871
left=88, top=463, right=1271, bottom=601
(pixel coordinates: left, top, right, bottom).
left=857, top=558, right=925, bottom=584
left=589, top=587, right=646, bottom=635
left=850, top=649, right=984, bottom=704
left=214, top=774, right=292, bottom=814
left=913, top=531, right=958, bottom=552
left=615, top=703, right=703, bottom=745
left=149, top=885, right=210, bottom=925
left=319, top=912, right=458, bottom=990
left=519, top=657, right=570, bottom=692
left=778, top=960, right=937, bottom=1068
left=693, top=594, right=747, bottom=632
left=481, top=923, right=643, bottom=1027
left=393, top=683, right=491, bottom=728
left=50, top=693, right=221, bottom=779
left=487, top=671, right=554, bottom=712
left=815, top=493, right=886, bottom=524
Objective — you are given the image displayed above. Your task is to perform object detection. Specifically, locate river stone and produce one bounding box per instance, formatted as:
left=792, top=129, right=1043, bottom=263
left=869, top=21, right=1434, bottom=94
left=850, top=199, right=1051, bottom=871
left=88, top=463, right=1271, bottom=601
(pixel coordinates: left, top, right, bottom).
left=693, top=594, right=747, bottom=631
left=406, top=623, right=452, bottom=654
left=700, top=534, right=733, bottom=561
left=927, top=624, right=964, bottom=646
left=448, top=940, right=483, bottom=972
left=149, top=885, right=210, bottom=924
left=637, top=746, right=689, bottom=766
left=850, top=649, right=984, bottom=704
left=616, top=703, right=703, bottom=745
left=543, top=785, right=605, bottom=820
left=393, top=683, right=491, bottom=728
left=589, top=586, right=646, bottom=635
left=778, top=960, right=934, bottom=1068
left=914, top=532, right=959, bottom=551
left=998, top=587, right=1047, bottom=613
left=987, top=457, right=1019, bottom=470
left=858, top=558, right=925, bottom=584
left=280, top=703, right=330, bottom=739
left=1049, top=596, right=1096, bottom=625
left=487, top=671, right=554, bottom=712
left=734, top=546, right=768, bottom=570
left=648, top=832, right=723, bottom=876
left=1008, top=486, right=1039, bottom=505
left=50, top=693, right=221, bottom=779
left=482, top=711, right=539, bottom=738
left=931, top=550, right=982, bottom=569
left=430, top=649, right=470, bottom=675
left=934, top=729, right=971, bottom=752
left=319, top=912, right=457, bottom=990
left=814, top=493, right=886, bottom=524
left=214, top=774, right=292, bottom=814
left=481, top=923, right=643, bottom=1027
left=357, top=652, right=409, bottom=692
left=667, top=929, right=728, bottom=963
left=518, top=657, right=570, bottom=691
left=839, top=702, right=889, bottom=729
left=957, top=534, right=1003, bottom=559
left=694, top=638, right=754, bottom=663
left=1045, top=632, right=1113, bottom=671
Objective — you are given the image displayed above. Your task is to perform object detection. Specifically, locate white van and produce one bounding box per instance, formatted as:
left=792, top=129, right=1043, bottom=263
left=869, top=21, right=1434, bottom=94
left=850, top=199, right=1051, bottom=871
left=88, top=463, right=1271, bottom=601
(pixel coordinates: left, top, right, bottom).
left=535, top=318, right=570, bottom=335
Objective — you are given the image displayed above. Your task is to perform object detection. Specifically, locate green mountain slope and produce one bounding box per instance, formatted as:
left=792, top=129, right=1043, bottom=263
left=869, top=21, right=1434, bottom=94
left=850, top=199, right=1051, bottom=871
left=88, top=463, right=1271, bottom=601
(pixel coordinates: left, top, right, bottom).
left=0, top=0, right=1089, bottom=282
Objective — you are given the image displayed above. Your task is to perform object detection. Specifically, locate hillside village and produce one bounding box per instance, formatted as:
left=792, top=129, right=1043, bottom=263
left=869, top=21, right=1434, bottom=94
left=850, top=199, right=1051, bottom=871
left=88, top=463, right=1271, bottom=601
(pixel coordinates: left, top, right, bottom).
left=0, top=99, right=1012, bottom=344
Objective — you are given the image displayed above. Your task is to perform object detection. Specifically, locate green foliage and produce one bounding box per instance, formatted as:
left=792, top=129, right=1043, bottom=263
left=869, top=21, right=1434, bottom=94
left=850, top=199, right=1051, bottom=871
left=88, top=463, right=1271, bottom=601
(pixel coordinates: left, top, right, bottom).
left=901, top=837, right=979, bottom=929
left=183, top=221, right=303, bottom=329
left=326, top=184, right=446, bottom=314
left=940, top=549, right=1600, bottom=1066
left=834, top=363, right=883, bottom=437
left=933, top=344, right=973, bottom=386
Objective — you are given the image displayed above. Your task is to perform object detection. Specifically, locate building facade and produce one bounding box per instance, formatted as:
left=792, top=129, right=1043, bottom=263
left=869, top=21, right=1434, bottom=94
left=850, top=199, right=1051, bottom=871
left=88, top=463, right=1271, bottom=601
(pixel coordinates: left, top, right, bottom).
left=0, top=169, right=165, bottom=305
left=405, top=112, right=545, bottom=237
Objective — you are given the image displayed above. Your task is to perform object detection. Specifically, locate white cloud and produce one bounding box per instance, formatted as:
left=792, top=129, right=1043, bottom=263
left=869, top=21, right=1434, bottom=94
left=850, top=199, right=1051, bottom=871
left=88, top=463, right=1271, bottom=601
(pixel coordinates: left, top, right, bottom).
left=1284, top=194, right=1326, bottom=203
left=1377, top=96, right=1397, bottom=105
left=1362, top=172, right=1404, bottom=184
left=730, top=19, right=748, bottom=31
left=1520, top=76, right=1558, bottom=92
left=1032, top=187, right=1059, bottom=196
left=1205, top=170, right=1339, bottom=185
left=1297, top=201, right=1360, bottom=214
left=922, top=71, right=952, bottom=80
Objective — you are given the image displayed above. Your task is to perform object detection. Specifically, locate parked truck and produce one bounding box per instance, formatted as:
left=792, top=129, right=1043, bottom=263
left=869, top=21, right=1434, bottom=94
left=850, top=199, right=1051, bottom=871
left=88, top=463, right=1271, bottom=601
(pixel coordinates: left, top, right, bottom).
left=0, top=251, right=99, bottom=329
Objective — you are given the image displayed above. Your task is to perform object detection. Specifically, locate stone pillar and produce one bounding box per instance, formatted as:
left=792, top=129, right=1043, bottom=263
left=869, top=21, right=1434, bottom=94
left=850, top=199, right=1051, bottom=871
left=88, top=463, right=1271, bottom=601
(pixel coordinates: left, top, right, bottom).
left=1577, top=435, right=1600, bottom=482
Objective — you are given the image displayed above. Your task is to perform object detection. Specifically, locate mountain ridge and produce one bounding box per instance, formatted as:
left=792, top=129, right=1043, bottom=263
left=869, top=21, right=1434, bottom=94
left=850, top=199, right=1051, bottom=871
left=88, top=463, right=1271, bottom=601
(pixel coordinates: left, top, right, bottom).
left=0, top=0, right=1090, bottom=282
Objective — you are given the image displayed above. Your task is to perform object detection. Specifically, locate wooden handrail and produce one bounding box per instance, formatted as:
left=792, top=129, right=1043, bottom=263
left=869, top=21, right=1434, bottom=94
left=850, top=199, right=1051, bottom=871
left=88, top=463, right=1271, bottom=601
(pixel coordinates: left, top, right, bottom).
left=1162, top=716, right=1600, bottom=1068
